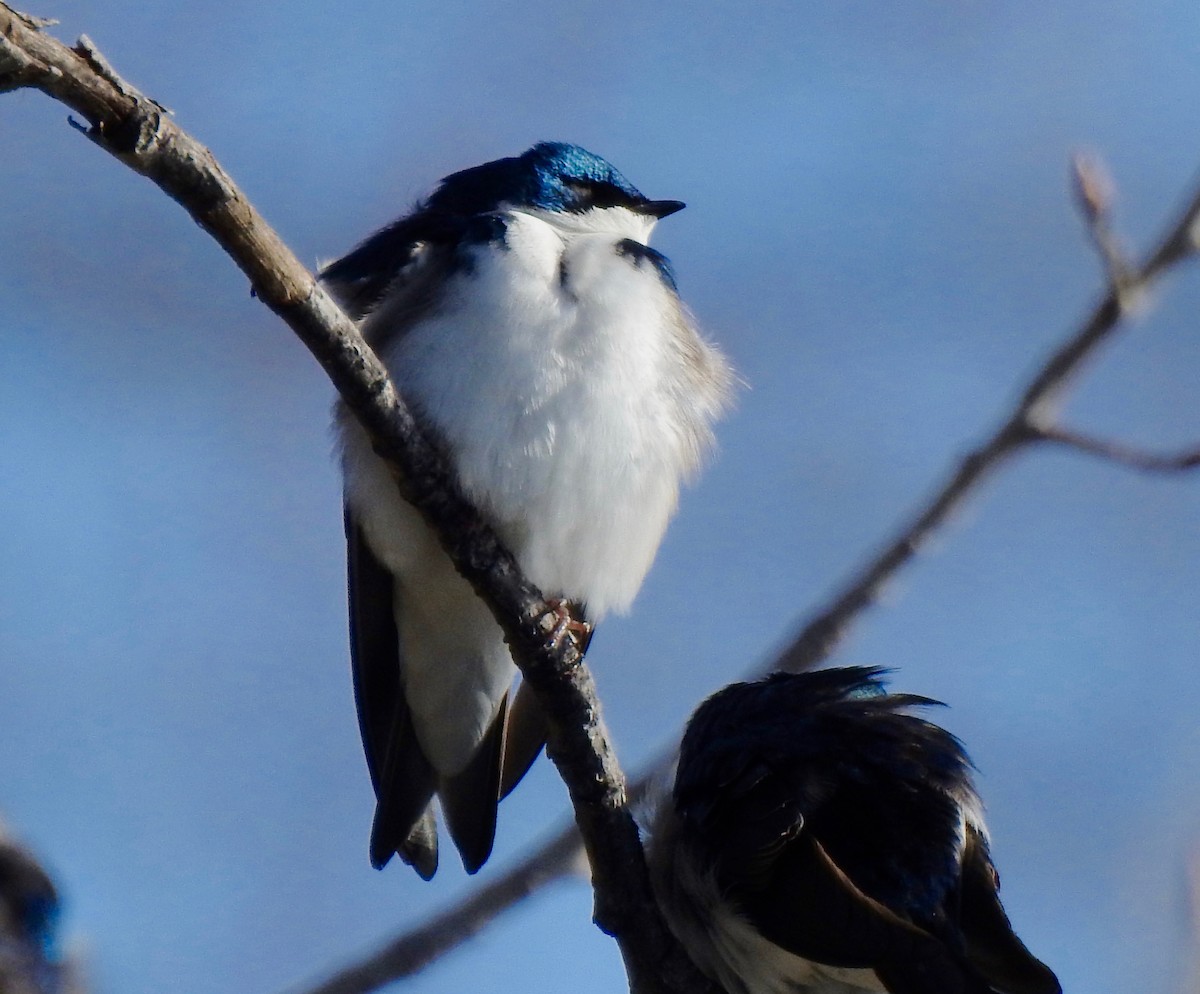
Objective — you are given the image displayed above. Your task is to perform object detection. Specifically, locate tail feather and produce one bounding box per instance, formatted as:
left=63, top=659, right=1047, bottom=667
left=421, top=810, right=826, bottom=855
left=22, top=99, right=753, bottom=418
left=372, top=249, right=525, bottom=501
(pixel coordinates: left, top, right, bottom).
left=394, top=808, right=439, bottom=880
left=368, top=690, right=439, bottom=872
left=440, top=695, right=508, bottom=874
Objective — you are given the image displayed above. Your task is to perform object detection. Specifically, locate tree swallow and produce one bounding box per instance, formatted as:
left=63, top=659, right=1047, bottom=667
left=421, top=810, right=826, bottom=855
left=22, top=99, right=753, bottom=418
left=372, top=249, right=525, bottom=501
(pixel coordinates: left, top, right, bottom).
left=322, top=142, right=731, bottom=878
left=647, top=667, right=1061, bottom=994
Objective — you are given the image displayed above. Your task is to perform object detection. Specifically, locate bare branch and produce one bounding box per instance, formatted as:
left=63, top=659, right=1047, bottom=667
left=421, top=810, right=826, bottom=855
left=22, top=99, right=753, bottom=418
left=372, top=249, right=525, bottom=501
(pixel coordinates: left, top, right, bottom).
left=295, top=151, right=1200, bottom=993
left=1032, top=425, right=1200, bottom=473
left=776, top=157, right=1199, bottom=677
left=0, top=6, right=717, bottom=993
left=300, top=833, right=585, bottom=994
left=71, top=33, right=167, bottom=111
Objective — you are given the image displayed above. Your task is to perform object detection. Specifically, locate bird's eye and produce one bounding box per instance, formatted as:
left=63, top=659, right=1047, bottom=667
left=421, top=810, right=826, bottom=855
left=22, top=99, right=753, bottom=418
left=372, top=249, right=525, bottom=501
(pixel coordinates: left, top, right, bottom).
left=563, top=179, right=596, bottom=206
left=589, top=181, right=631, bottom=209
left=563, top=179, right=631, bottom=211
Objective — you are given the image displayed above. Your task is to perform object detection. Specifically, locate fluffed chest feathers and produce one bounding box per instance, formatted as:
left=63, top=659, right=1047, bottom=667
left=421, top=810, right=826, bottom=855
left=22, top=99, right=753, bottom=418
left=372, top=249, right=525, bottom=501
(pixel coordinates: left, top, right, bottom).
left=374, top=214, right=724, bottom=617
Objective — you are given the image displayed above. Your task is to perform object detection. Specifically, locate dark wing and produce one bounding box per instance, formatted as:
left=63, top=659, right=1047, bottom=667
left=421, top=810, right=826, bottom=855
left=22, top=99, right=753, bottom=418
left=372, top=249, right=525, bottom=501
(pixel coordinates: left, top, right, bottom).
left=346, top=509, right=522, bottom=876
left=688, top=752, right=945, bottom=974
left=957, top=829, right=1061, bottom=994
left=439, top=695, right=508, bottom=874
left=737, top=832, right=984, bottom=994
left=682, top=739, right=987, bottom=994
left=345, top=509, right=439, bottom=878
left=321, top=210, right=462, bottom=322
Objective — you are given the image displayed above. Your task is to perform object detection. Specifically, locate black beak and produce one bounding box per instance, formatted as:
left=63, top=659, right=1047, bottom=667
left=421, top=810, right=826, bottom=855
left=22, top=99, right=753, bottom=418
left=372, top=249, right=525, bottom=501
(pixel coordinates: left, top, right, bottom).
left=638, top=199, right=686, bottom=219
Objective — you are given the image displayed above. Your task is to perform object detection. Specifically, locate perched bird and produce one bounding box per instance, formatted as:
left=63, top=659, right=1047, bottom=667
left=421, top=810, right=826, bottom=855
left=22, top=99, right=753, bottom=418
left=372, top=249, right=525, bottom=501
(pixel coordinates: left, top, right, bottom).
left=323, top=142, right=731, bottom=878
left=647, top=667, right=1061, bottom=994
left=0, top=833, right=62, bottom=993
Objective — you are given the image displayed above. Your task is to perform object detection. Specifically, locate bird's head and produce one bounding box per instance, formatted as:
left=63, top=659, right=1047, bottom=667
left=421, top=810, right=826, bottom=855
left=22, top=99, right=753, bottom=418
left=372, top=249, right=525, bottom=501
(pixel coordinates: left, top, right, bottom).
left=429, top=142, right=685, bottom=238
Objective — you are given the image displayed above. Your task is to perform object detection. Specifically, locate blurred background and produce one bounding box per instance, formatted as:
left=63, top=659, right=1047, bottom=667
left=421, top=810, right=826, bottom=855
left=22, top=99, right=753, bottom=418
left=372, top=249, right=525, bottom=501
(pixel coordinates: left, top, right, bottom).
left=3, top=2, right=1200, bottom=992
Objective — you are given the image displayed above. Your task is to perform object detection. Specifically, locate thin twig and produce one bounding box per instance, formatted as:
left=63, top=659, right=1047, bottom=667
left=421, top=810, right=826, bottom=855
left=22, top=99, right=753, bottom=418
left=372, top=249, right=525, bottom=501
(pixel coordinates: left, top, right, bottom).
left=1033, top=425, right=1200, bottom=473
left=1071, top=150, right=1137, bottom=299
left=297, top=756, right=675, bottom=994
left=299, top=833, right=584, bottom=994
left=290, top=141, right=1200, bottom=994
left=0, top=6, right=717, bottom=993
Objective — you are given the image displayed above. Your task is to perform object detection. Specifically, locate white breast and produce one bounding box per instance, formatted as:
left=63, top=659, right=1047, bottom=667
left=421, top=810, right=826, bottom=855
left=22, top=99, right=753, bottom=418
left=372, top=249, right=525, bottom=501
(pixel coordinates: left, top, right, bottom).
left=336, top=208, right=728, bottom=773
left=373, top=208, right=728, bottom=618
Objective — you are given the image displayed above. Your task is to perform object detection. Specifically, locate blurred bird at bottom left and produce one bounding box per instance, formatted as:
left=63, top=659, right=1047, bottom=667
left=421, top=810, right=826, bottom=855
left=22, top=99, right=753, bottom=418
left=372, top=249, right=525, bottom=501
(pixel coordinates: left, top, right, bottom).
left=0, top=825, right=75, bottom=994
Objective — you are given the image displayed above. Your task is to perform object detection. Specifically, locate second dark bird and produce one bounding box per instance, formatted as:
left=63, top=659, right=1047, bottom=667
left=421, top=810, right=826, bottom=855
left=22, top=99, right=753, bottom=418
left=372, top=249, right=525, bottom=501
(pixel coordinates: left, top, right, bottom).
left=647, top=667, right=1061, bottom=994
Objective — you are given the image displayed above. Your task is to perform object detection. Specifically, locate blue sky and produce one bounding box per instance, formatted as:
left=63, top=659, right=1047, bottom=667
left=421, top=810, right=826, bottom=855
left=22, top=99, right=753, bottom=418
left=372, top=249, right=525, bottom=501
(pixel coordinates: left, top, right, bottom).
left=2, top=2, right=1200, bottom=993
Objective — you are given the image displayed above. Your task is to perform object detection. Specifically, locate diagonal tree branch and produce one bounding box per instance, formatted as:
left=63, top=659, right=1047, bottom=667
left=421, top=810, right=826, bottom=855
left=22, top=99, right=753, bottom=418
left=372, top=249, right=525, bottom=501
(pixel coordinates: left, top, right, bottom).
left=0, top=6, right=719, bottom=994
left=774, top=151, right=1200, bottom=675
left=295, top=135, right=1200, bottom=994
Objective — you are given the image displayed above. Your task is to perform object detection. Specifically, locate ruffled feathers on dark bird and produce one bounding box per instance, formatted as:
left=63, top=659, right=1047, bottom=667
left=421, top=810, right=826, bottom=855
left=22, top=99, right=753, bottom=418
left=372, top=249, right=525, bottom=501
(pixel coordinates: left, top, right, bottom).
left=648, top=667, right=1061, bottom=994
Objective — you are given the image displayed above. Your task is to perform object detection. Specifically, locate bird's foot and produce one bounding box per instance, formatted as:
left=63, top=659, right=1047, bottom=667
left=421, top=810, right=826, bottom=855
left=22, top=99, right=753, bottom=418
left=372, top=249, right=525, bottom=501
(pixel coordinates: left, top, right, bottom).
left=543, top=598, right=592, bottom=651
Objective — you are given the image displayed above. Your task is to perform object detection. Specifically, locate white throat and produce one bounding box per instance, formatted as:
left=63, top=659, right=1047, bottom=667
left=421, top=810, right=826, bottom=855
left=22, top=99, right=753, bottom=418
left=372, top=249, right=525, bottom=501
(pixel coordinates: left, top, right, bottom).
left=518, top=203, right=658, bottom=241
